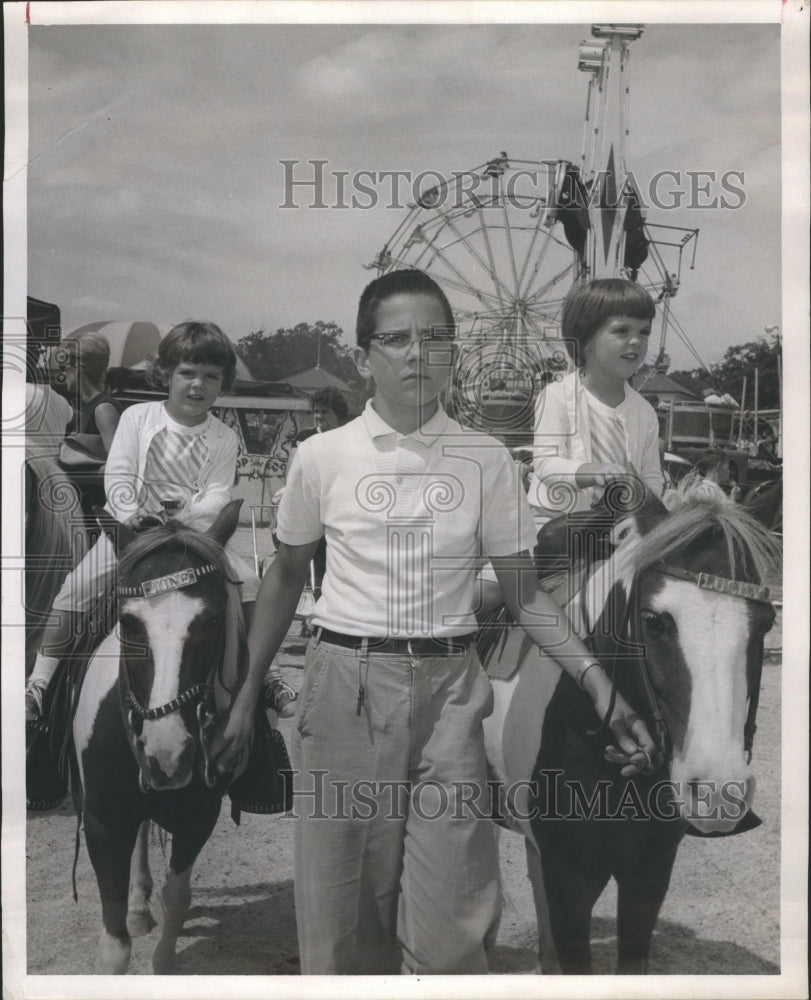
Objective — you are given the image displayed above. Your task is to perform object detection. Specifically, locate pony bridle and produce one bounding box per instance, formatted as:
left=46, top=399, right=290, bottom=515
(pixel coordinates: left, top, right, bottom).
left=650, top=562, right=772, bottom=765
left=117, top=564, right=224, bottom=792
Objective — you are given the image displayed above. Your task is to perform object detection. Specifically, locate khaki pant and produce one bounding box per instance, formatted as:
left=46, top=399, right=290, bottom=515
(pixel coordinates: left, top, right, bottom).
left=292, top=635, right=501, bottom=974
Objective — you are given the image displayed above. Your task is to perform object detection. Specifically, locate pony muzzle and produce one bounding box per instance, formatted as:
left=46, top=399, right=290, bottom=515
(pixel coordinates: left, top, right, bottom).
left=676, top=770, right=755, bottom=835
left=136, top=717, right=197, bottom=791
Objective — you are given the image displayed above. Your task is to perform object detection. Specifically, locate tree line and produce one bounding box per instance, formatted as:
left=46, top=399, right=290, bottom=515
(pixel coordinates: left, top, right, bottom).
left=667, top=335, right=781, bottom=411
left=237, top=324, right=782, bottom=415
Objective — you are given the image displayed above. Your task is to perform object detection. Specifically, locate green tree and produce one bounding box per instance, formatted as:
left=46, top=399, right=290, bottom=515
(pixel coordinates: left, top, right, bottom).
left=236, top=321, right=368, bottom=414
left=669, top=335, right=781, bottom=411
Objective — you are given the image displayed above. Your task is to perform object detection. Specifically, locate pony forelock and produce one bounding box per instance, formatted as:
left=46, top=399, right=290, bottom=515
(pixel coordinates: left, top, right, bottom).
left=630, top=475, right=781, bottom=584
left=582, top=477, right=780, bottom=630
left=118, top=519, right=234, bottom=581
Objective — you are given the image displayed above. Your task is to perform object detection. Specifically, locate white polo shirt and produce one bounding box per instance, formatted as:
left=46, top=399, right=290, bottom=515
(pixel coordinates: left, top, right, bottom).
left=276, top=401, right=537, bottom=637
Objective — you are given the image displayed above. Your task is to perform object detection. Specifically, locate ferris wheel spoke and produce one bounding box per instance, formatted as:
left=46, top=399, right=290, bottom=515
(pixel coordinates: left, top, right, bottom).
left=406, top=234, right=510, bottom=311
left=521, top=229, right=577, bottom=303
left=472, top=201, right=507, bottom=314
left=498, top=186, right=521, bottom=299
left=427, top=201, right=516, bottom=307
left=515, top=200, right=556, bottom=297
left=524, top=260, right=578, bottom=310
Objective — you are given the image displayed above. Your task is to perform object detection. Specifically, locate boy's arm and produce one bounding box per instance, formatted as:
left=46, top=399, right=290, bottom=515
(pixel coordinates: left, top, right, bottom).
left=209, top=539, right=319, bottom=776
left=491, top=551, right=656, bottom=772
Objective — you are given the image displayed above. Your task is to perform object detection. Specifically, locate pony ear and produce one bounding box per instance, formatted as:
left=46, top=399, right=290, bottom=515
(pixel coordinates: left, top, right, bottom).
left=536, top=507, right=619, bottom=579
left=92, top=507, right=137, bottom=557
left=206, top=499, right=243, bottom=547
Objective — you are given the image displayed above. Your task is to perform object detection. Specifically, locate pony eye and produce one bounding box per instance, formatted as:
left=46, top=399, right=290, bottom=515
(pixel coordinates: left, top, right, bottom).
left=193, top=613, right=224, bottom=632
left=119, top=613, right=146, bottom=635
left=641, top=610, right=668, bottom=636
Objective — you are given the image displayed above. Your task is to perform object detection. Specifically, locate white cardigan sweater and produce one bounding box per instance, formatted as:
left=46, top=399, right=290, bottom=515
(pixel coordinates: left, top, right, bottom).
left=526, top=371, right=664, bottom=515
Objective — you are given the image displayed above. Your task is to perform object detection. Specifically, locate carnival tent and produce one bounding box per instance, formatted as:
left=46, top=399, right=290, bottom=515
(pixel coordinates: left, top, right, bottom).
left=63, top=320, right=255, bottom=382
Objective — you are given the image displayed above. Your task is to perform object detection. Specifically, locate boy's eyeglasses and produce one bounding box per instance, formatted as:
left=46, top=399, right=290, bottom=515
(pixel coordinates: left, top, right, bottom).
left=366, top=331, right=456, bottom=357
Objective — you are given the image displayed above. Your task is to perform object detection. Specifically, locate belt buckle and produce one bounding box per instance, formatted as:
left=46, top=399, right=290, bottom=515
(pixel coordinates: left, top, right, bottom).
left=407, top=638, right=418, bottom=656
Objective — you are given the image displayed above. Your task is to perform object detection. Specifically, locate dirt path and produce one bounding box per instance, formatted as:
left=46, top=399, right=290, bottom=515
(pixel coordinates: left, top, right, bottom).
left=25, top=611, right=782, bottom=977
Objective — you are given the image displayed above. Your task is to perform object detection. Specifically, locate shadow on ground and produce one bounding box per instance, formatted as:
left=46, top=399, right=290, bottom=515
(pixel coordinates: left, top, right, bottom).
left=172, top=880, right=299, bottom=975
left=489, top=913, right=780, bottom=976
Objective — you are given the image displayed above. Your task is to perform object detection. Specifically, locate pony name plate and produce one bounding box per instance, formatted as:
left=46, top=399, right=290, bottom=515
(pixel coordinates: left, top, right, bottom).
left=141, top=569, right=198, bottom=598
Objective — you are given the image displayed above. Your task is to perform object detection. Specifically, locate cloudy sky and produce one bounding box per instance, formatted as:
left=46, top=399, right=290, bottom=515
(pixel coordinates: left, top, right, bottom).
left=24, top=9, right=786, bottom=371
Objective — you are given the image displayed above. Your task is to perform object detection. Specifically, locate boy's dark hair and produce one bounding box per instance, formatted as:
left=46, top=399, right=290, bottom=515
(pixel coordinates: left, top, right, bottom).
left=150, top=321, right=237, bottom=390
left=311, top=387, right=349, bottom=422
left=561, top=278, right=656, bottom=366
left=356, top=269, right=455, bottom=348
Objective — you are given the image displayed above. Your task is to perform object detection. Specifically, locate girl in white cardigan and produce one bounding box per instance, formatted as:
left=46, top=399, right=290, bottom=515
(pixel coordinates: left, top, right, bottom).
left=527, top=279, right=664, bottom=521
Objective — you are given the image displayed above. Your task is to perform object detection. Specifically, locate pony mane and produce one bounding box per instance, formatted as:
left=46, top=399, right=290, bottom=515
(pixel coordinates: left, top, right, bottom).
left=629, top=475, right=781, bottom=585
left=581, top=477, right=780, bottom=636
left=118, top=519, right=236, bottom=580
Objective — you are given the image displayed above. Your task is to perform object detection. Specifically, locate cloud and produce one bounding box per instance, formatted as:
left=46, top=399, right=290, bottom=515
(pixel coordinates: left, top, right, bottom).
left=25, top=21, right=784, bottom=368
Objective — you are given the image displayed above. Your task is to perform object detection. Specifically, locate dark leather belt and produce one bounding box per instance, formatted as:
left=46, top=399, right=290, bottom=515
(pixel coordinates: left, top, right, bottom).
left=315, top=628, right=475, bottom=656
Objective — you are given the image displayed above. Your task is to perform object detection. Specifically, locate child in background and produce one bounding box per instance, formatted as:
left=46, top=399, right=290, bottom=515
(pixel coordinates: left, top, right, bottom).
left=24, top=322, right=296, bottom=718
left=210, top=269, right=656, bottom=975
left=58, top=330, right=123, bottom=526
left=527, top=278, right=664, bottom=522
left=61, top=330, right=122, bottom=452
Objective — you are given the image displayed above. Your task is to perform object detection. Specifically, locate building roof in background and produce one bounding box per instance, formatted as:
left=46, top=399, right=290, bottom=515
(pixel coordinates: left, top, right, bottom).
left=282, top=366, right=351, bottom=393
left=632, top=371, right=701, bottom=399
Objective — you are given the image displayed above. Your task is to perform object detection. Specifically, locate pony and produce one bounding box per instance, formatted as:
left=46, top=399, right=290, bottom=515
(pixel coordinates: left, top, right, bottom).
left=71, top=500, right=247, bottom=974
left=24, top=456, right=88, bottom=677
left=25, top=457, right=91, bottom=811
left=481, top=478, right=780, bottom=974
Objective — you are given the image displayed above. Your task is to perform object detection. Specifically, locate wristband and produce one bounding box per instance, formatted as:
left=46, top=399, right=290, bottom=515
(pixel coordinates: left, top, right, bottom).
left=576, top=658, right=602, bottom=690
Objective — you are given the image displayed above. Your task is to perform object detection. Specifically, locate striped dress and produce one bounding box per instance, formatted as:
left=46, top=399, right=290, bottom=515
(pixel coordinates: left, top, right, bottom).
left=141, top=421, right=209, bottom=517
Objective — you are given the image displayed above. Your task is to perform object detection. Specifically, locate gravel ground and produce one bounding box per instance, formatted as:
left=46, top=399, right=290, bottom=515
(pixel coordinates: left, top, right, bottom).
left=23, top=524, right=787, bottom=980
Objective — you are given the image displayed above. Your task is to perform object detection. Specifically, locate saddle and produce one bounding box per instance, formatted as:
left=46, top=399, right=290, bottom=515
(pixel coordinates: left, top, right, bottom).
left=26, top=603, right=111, bottom=811
left=226, top=707, right=294, bottom=824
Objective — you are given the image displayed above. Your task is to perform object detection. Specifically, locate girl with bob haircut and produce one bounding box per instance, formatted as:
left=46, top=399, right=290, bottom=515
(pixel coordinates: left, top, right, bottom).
left=25, top=320, right=260, bottom=722
left=561, top=277, right=657, bottom=366
left=528, top=277, right=664, bottom=519
left=150, top=321, right=238, bottom=392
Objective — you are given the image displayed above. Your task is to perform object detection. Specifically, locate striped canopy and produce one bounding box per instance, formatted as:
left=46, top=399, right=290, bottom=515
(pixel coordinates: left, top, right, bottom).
left=62, top=320, right=253, bottom=381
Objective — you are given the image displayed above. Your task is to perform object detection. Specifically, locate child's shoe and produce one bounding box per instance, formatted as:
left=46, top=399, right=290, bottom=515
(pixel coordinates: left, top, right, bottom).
left=25, top=678, right=47, bottom=722
left=262, top=677, right=298, bottom=718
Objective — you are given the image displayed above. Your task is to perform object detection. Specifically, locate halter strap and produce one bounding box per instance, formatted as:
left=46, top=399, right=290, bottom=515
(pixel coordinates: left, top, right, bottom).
left=124, top=682, right=214, bottom=720
left=117, top=563, right=219, bottom=598
left=651, top=563, right=771, bottom=604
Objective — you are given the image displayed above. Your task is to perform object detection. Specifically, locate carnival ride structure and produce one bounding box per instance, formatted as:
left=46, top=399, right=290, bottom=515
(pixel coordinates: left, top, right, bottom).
left=368, top=24, right=699, bottom=443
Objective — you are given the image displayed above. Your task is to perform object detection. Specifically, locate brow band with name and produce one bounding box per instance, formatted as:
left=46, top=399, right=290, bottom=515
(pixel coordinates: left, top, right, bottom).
left=117, top=564, right=219, bottom=599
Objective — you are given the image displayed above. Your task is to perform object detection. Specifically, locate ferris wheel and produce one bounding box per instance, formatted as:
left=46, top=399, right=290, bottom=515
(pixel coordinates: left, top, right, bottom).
left=368, top=157, right=578, bottom=346
left=366, top=157, right=580, bottom=436
left=366, top=26, right=699, bottom=442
